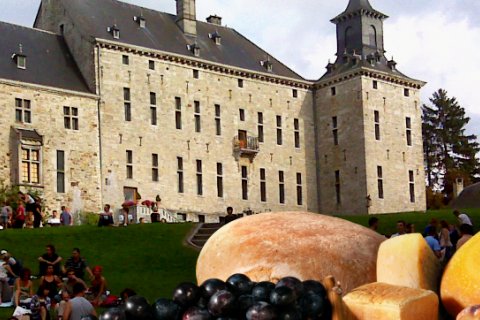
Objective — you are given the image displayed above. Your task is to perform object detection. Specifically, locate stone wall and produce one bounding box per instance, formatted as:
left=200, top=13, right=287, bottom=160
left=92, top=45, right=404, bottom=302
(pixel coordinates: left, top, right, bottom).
left=0, top=80, right=101, bottom=214
left=97, top=47, right=317, bottom=220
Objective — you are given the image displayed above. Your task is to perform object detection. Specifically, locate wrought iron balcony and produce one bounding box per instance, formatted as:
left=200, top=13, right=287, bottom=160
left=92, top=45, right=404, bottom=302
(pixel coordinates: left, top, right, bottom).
left=233, top=135, right=260, bottom=157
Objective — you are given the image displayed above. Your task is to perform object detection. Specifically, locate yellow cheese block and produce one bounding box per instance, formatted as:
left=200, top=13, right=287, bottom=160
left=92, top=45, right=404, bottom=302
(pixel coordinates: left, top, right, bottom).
left=441, top=232, right=480, bottom=317
left=377, top=233, right=441, bottom=292
left=343, top=282, right=439, bottom=320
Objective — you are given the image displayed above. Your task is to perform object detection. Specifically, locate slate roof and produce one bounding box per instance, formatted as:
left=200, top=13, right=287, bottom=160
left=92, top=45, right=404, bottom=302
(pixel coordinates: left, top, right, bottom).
left=0, top=22, right=91, bottom=93
left=331, top=0, right=388, bottom=23
left=49, top=0, right=304, bottom=81
left=451, top=182, right=480, bottom=209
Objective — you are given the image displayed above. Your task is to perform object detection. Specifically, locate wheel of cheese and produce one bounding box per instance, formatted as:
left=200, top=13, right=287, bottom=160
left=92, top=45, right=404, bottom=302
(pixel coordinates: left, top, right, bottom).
left=196, top=212, right=385, bottom=294
left=441, top=232, right=480, bottom=317
left=457, top=306, right=480, bottom=320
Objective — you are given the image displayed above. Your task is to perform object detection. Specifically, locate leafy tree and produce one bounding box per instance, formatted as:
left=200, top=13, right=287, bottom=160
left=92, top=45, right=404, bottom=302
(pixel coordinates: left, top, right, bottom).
left=422, top=89, right=480, bottom=202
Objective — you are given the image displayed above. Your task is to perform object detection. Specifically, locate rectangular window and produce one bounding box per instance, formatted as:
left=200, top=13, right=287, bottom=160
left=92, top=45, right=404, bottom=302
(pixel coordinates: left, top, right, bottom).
left=404, top=88, right=410, bottom=97
left=21, top=147, right=40, bottom=184
left=124, top=88, right=131, bottom=121
left=335, top=170, right=341, bottom=204
left=177, top=157, right=184, bottom=193
left=293, top=89, right=298, bottom=98
left=374, top=110, right=380, bottom=141
left=152, top=154, right=159, bottom=182
left=331, top=87, right=336, bottom=96
left=122, top=55, right=129, bottom=65
left=126, top=150, right=133, bottom=179
left=409, top=170, right=415, bottom=203
left=377, top=166, right=384, bottom=199
left=258, top=112, right=264, bottom=143
left=148, top=60, right=155, bottom=70
left=373, top=80, right=378, bottom=89
left=196, top=160, right=203, bottom=195
left=296, top=173, right=303, bottom=205
left=215, top=104, right=221, bottom=136
left=406, top=117, right=412, bottom=146
left=194, top=101, right=201, bottom=133
left=175, top=97, right=182, bottom=129
left=279, top=170, right=285, bottom=204
left=294, top=118, right=300, bottom=148
left=56, top=150, right=65, bottom=193
left=15, top=98, right=31, bottom=123
left=238, top=79, right=244, bottom=88
left=239, top=109, right=245, bottom=121
left=63, top=106, right=79, bottom=130
left=260, top=168, right=267, bottom=202
left=217, top=163, right=223, bottom=198
left=241, top=165, right=248, bottom=200
left=276, top=115, right=282, bottom=145
left=332, top=116, right=338, bottom=145
left=193, top=69, right=199, bottom=79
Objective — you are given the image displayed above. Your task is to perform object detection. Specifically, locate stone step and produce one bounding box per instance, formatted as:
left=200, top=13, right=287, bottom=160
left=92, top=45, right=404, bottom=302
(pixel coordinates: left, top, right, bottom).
left=191, top=234, right=211, bottom=241
left=191, top=238, right=208, bottom=247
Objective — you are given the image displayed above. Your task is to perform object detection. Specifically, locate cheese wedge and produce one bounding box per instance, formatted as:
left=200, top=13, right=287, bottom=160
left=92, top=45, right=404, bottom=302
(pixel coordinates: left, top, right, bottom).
left=441, top=232, right=480, bottom=317
left=377, top=233, right=441, bottom=292
left=343, top=282, right=439, bottom=320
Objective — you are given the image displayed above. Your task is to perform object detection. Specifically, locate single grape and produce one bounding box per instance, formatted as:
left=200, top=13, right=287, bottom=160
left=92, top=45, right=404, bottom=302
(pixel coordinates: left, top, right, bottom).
left=173, top=282, right=200, bottom=307
left=124, top=296, right=153, bottom=320
left=99, top=307, right=126, bottom=320
left=275, top=277, right=304, bottom=299
left=251, top=282, right=275, bottom=302
left=200, top=278, right=228, bottom=300
left=237, top=294, right=255, bottom=314
left=246, top=302, right=277, bottom=320
left=207, top=290, right=236, bottom=317
left=152, top=298, right=182, bottom=320
left=226, top=274, right=253, bottom=295
left=269, top=286, right=296, bottom=307
left=182, top=306, right=211, bottom=320
left=303, top=280, right=327, bottom=297
left=299, top=292, right=328, bottom=319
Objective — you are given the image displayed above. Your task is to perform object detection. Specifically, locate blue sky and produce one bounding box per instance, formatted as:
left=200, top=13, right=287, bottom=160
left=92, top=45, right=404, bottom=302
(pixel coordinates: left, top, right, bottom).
left=1, top=0, right=479, bottom=139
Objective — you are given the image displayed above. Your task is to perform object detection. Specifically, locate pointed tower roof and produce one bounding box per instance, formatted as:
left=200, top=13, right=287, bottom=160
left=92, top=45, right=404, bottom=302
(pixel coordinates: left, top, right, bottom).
left=331, top=0, right=388, bottom=24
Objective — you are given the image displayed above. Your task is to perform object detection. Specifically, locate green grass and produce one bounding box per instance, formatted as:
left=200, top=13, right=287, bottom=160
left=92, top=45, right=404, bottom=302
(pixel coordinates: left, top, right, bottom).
left=0, top=223, right=199, bottom=318
left=338, top=208, right=480, bottom=236
left=0, top=209, right=478, bottom=318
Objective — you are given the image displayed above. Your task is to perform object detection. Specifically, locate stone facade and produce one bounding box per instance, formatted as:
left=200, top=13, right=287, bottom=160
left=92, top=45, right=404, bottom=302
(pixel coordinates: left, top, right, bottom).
left=0, top=0, right=428, bottom=219
left=0, top=80, right=101, bottom=214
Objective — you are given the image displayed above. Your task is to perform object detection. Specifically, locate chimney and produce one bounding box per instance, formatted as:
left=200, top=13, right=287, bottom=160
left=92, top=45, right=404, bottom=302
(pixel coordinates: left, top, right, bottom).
left=206, top=15, right=222, bottom=26
left=453, top=177, right=464, bottom=198
left=176, top=0, right=197, bottom=36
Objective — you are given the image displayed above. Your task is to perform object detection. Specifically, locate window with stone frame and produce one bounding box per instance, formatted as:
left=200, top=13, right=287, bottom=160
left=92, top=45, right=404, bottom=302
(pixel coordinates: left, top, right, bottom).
left=276, top=115, right=283, bottom=145
left=21, top=146, right=41, bottom=185
left=217, top=162, right=223, bottom=198
left=260, top=168, right=267, bottom=202
left=258, top=112, right=264, bottom=143
left=15, top=98, right=31, bottom=123
left=175, top=97, right=182, bottom=129
left=296, top=172, right=303, bottom=205
left=406, top=117, right=412, bottom=146
left=126, top=150, right=133, bottom=179
left=152, top=153, right=159, bottom=182
left=124, top=88, right=131, bottom=121
left=57, top=150, right=65, bottom=193
left=335, top=170, right=341, bottom=204
left=332, top=116, right=339, bottom=145
left=377, top=166, right=384, bottom=199
left=196, top=160, right=203, bottom=195
left=374, top=110, right=380, bottom=140
left=409, top=170, right=415, bottom=203
left=279, top=170, right=285, bottom=204
left=150, top=92, right=157, bottom=126
left=294, top=118, right=300, bottom=148
left=241, top=165, right=248, bottom=200
left=215, top=104, right=221, bottom=136
left=194, top=101, right=201, bottom=133
left=64, top=106, right=79, bottom=130
left=177, top=157, right=184, bottom=193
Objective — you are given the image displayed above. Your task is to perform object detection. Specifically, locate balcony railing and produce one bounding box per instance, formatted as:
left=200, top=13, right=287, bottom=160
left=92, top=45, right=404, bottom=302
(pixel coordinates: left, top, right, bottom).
left=233, top=136, right=260, bottom=155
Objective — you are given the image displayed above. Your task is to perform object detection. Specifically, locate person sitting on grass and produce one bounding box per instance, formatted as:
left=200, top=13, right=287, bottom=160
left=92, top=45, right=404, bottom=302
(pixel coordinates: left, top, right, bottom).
left=39, top=265, right=62, bottom=301
left=63, top=283, right=96, bottom=320
left=29, top=285, right=51, bottom=320
left=0, top=254, right=16, bottom=305
left=14, top=268, right=33, bottom=306
left=62, top=268, right=87, bottom=298
left=62, top=248, right=93, bottom=280
left=38, top=244, right=62, bottom=276
left=86, top=266, right=107, bottom=306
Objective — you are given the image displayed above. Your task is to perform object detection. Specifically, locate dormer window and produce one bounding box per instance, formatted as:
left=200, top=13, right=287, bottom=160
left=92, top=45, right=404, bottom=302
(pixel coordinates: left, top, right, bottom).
left=12, top=44, right=26, bottom=70
left=107, top=25, right=120, bottom=39
left=260, top=59, right=273, bottom=72
left=134, top=16, right=146, bottom=28
left=209, top=31, right=221, bottom=45
left=187, top=43, right=200, bottom=57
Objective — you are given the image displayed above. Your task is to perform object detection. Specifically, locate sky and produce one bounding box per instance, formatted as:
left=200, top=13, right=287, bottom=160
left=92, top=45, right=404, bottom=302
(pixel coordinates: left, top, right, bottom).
left=0, top=0, right=479, bottom=140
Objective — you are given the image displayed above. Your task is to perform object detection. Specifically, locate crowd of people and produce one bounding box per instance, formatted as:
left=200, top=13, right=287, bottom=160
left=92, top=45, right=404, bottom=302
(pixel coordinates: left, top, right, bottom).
left=368, top=209, right=476, bottom=263
left=1, top=245, right=112, bottom=320
left=0, top=192, right=76, bottom=230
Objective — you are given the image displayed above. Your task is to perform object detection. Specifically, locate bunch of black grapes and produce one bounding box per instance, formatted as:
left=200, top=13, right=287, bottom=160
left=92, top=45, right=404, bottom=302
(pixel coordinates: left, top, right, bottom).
left=99, top=273, right=331, bottom=320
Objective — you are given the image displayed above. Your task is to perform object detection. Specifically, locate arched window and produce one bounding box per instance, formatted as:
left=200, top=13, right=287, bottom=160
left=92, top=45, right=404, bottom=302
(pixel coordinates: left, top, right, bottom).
left=344, top=27, right=352, bottom=48
left=369, top=25, right=377, bottom=48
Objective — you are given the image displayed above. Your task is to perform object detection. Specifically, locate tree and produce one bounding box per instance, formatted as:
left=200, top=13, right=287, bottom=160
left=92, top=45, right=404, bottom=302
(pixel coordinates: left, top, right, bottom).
left=422, top=89, right=480, bottom=202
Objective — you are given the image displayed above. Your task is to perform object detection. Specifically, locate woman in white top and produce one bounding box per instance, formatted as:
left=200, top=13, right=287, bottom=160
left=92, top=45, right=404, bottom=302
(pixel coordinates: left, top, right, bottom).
left=0, top=254, right=16, bottom=304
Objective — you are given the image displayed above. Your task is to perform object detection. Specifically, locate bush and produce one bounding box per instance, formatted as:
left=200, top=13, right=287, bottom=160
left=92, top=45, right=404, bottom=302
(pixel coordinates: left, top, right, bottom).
left=426, top=187, right=446, bottom=210
left=78, top=211, right=99, bottom=225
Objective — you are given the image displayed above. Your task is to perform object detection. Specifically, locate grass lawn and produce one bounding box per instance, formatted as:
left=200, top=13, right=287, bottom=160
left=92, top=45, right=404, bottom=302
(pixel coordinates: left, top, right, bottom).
left=0, top=208, right=478, bottom=318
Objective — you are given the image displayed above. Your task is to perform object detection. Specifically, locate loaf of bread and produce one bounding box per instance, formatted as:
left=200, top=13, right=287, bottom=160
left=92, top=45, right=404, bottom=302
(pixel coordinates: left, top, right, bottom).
left=441, top=232, right=480, bottom=317
left=343, top=282, right=439, bottom=320
left=196, top=212, right=385, bottom=294
left=457, top=306, right=480, bottom=320
left=377, top=233, right=442, bottom=292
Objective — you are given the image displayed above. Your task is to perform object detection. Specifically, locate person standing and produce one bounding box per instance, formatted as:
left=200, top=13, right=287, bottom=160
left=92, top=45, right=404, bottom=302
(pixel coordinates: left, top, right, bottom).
left=453, top=210, right=473, bottom=226
left=33, top=198, right=43, bottom=228
left=390, top=220, right=407, bottom=238
left=60, top=207, right=73, bottom=226
left=224, top=206, right=237, bottom=224
left=63, top=283, right=96, bottom=320
left=0, top=201, right=12, bottom=229
left=424, top=226, right=442, bottom=258
left=439, top=220, right=454, bottom=262
left=14, top=199, right=26, bottom=229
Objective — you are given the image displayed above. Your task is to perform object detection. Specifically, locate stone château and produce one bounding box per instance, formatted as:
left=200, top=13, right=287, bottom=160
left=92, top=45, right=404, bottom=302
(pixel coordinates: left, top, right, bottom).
left=0, top=0, right=426, bottom=220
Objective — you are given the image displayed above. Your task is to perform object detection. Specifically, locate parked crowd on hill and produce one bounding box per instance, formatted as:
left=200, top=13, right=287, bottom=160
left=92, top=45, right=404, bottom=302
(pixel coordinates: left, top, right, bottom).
left=370, top=209, right=476, bottom=263
left=0, top=245, right=116, bottom=320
